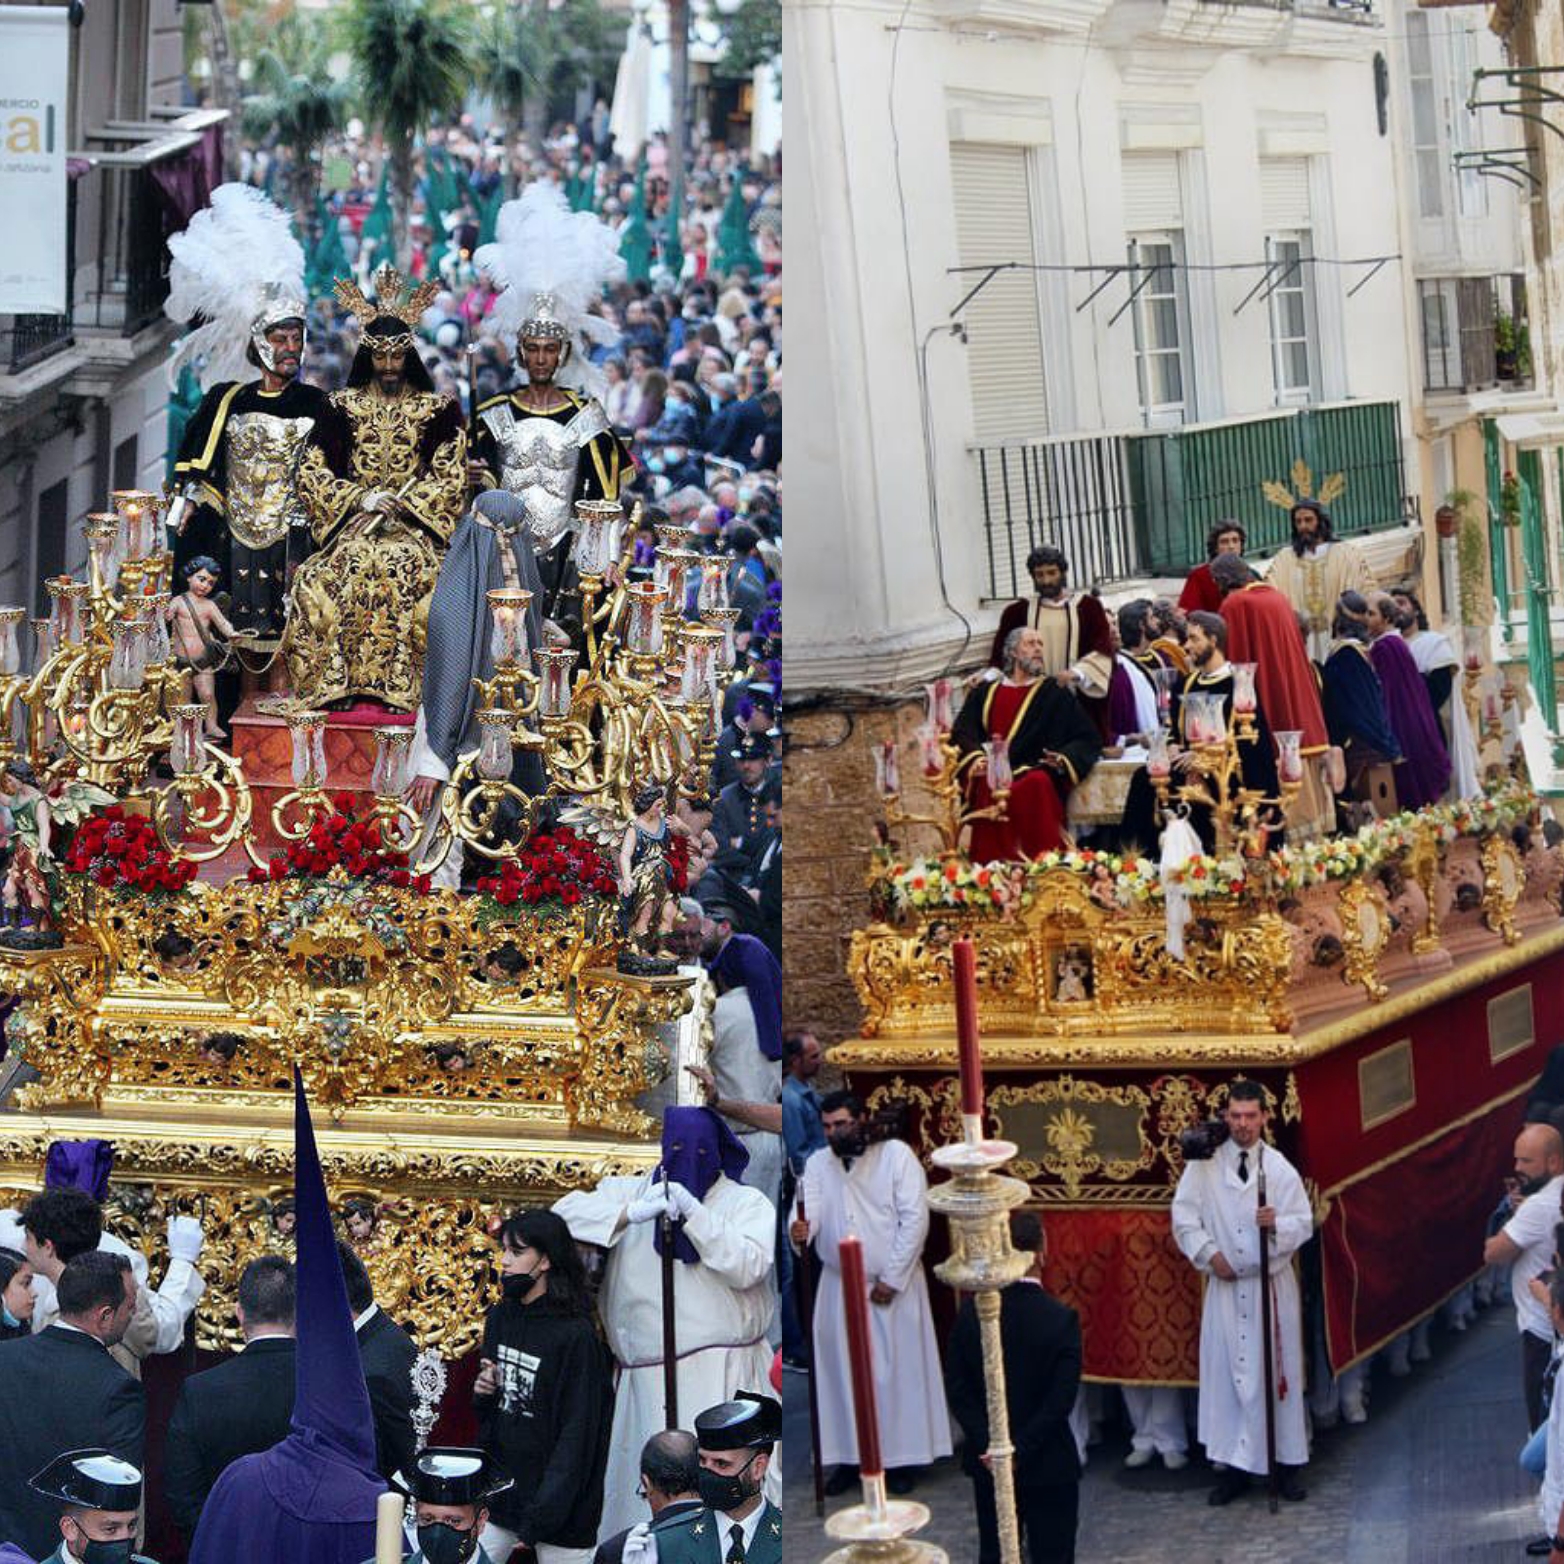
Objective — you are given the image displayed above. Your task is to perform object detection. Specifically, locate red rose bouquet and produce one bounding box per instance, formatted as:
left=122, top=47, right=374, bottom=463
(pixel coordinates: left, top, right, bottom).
left=246, top=792, right=432, bottom=894
left=64, top=804, right=198, bottom=896
left=474, top=825, right=618, bottom=915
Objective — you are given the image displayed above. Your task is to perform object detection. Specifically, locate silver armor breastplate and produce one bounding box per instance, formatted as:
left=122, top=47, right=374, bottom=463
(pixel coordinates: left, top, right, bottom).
left=480, top=399, right=609, bottom=547
left=224, top=410, right=316, bottom=550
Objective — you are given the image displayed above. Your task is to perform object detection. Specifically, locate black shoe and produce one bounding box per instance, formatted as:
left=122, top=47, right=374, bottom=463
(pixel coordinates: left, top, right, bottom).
left=1278, top=1468, right=1307, bottom=1503
left=1208, top=1471, right=1249, bottom=1507
left=886, top=1468, right=918, bottom=1496
left=823, top=1466, right=858, bottom=1497
left=1525, top=1540, right=1554, bottom=1558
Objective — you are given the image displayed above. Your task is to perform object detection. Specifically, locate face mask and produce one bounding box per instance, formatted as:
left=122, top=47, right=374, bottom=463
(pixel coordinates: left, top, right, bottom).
left=647, top=457, right=665, bottom=473
left=697, top=1454, right=759, bottom=1513
left=68, top=1534, right=134, bottom=1564
left=666, top=448, right=686, bottom=463
left=416, top=1521, right=477, bottom=1564
left=501, top=1267, right=539, bottom=1302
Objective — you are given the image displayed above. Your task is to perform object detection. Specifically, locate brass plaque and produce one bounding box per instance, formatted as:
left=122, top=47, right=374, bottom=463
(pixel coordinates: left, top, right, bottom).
left=1488, top=984, right=1535, bottom=1064
left=1358, top=1038, right=1415, bottom=1130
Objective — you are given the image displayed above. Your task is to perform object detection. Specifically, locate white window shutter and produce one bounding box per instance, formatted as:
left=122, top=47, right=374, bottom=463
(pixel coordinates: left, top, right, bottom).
left=949, top=142, right=1050, bottom=443
left=1259, top=158, right=1311, bottom=231
left=1121, top=151, right=1182, bottom=231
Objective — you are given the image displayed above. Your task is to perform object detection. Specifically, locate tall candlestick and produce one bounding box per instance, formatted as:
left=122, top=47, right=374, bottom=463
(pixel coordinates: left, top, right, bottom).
left=837, top=1236, right=885, bottom=1479
left=953, top=938, right=984, bottom=1138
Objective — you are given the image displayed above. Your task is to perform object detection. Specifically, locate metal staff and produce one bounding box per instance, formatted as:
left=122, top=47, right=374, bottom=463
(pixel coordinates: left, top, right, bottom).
left=1257, top=1144, right=1279, bottom=1514
left=660, top=1168, right=679, bottom=1429
left=793, top=1186, right=826, bottom=1515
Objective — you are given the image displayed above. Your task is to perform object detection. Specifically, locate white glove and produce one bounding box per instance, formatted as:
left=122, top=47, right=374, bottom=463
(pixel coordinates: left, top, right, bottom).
left=665, top=1181, right=702, bottom=1223
left=626, top=1188, right=670, bottom=1225
left=166, top=1215, right=204, bottom=1264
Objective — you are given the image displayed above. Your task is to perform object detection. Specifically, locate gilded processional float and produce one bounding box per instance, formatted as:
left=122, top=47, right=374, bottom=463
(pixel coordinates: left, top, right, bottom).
left=838, top=672, right=1564, bottom=1401
left=0, top=487, right=739, bottom=1361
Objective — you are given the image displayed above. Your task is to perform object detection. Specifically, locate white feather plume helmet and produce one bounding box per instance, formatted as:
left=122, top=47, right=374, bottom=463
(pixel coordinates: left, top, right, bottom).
left=474, top=181, right=626, bottom=401
left=165, top=183, right=308, bottom=391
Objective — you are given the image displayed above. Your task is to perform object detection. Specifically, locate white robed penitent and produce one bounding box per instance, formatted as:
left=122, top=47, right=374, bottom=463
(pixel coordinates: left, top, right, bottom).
left=800, top=1138, right=953, bottom=1470
left=554, top=1171, right=775, bottom=1542
left=1171, top=1137, right=1312, bottom=1476
left=1407, top=627, right=1481, bottom=800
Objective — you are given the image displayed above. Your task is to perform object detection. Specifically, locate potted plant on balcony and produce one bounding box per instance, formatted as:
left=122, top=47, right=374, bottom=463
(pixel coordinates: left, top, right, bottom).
left=1495, top=313, right=1532, bottom=383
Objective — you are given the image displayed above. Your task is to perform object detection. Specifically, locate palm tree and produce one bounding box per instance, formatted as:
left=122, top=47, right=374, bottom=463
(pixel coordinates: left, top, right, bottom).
left=241, top=22, right=352, bottom=233
left=341, top=0, right=475, bottom=265
left=483, top=0, right=620, bottom=179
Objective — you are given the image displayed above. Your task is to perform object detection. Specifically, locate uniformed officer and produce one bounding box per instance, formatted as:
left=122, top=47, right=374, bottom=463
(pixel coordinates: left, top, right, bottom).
left=360, top=1446, right=513, bottom=1564
left=648, top=1394, right=782, bottom=1564
left=710, top=735, right=777, bottom=858
left=28, top=1449, right=157, bottom=1564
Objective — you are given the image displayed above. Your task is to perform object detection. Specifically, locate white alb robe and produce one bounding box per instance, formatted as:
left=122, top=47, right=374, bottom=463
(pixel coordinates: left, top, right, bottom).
left=711, top=986, right=784, bottom=1203
left=800, top=1139, right=952, bottom=1469
left=1171, top=1137, right=1312, bottom=1474
left=1407, top=628, right=1481, bottom=800
left=553, top=1172, right=775, bottom=1542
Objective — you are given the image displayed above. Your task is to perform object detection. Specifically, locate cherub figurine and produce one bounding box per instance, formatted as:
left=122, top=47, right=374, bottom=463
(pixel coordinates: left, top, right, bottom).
left=166, top=554, right=237, bottom=739
left=618, top=782, right=694, bottom=964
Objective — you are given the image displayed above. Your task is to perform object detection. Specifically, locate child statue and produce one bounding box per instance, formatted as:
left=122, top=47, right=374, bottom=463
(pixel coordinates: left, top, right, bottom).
left=167, top=554, right=237, bottom=738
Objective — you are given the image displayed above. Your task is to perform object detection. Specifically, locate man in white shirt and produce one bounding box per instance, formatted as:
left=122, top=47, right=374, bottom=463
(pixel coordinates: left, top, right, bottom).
left=1483, top=1122, right=1564, bottom=1432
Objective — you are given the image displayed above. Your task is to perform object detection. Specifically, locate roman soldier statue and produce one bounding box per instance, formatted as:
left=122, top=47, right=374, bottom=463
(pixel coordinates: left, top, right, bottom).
left=165, top=184, right=329, bottom=648
left=471, top=184, right=634, bottom=640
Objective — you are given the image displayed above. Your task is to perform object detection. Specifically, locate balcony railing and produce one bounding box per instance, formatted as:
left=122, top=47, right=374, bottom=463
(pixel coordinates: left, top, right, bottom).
left=975, top=399, right=1409, bottom=598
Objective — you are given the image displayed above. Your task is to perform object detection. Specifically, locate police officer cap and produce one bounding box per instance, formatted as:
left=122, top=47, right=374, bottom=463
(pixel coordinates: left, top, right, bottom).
left=746, top=684, right=777, bottom=715
left=392, top=1447, right=514, bottom=1506
left=731, top=732, right=771, bottom=761
left=29, top=1450, right=143, bottom=1511
left=695, top=1392, right=782, bottom=1450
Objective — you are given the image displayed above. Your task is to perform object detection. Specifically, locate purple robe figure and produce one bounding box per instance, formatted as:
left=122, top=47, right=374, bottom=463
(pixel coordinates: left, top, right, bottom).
left=707, top=932, right=782, bottom=1061
left=188, top=1072, right=384, bottom=1564
left=1369, top=631, right=1451, bottom=810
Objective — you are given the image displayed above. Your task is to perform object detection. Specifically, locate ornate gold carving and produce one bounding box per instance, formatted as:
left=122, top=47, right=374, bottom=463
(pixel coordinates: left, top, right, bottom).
left=990, top=1076, right=1153, bottom=1198
left=0, top=1119, right=656, bottom=1357
left=1404, top=823, right=1443, bottom=954
left=1281, top=1070, right=1302, bottom=1126
left=1482, top=834, right=1523, bottom=945
left=9, top=880, right=686, bottom=1134
left=1337, top=878, right=1390, bottom=1002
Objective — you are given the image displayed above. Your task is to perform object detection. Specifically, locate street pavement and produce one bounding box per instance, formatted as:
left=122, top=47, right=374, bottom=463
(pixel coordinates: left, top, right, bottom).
left=782, top=1302, right=1545, bottom=1561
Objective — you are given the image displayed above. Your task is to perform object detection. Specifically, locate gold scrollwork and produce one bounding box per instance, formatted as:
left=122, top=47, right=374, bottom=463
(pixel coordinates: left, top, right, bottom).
left=1337, top=878, right=1390, bottom=1002
left=1482, top=835, right=1523, bottom=946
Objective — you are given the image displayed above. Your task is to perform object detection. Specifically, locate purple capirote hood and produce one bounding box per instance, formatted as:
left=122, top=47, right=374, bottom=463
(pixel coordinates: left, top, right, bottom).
left=187, top=1072, right=384, bottom=1564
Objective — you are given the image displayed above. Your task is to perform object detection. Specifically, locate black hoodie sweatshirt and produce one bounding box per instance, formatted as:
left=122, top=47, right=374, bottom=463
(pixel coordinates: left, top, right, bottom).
left=473, top=1290, right=613, bottom=1547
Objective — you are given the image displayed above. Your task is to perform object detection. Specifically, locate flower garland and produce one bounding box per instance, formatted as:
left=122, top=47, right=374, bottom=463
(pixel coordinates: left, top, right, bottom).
left=880, top=785, right=1538, bottom=915
left=246, top=793, right=431, bottom=894
left=64, top=805, right=197, bottom=896
left=473, top=826, right=618, bottom=914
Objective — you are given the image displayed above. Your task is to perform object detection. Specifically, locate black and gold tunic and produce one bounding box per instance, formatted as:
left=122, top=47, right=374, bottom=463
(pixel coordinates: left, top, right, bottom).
left=173, top=378, right=330, bottom=641
left=285, top=386, right=466, bottom=711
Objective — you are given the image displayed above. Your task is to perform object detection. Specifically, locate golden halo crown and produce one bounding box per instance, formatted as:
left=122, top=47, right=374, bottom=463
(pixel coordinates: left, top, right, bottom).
left=334, top=262, right=441, bottom=332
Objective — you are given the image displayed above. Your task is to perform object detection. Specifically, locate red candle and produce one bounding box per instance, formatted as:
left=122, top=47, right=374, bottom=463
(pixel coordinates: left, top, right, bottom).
left=953, top=937, right=984, bottom=1118
left=837, top=1236, right=885, bottom=1478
